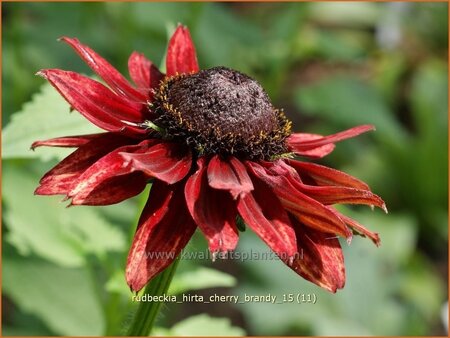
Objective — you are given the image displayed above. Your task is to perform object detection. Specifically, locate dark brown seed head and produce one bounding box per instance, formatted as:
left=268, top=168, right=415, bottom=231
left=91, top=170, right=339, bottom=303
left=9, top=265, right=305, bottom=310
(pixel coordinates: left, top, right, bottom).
left=152, top=66, right=291, bottom=160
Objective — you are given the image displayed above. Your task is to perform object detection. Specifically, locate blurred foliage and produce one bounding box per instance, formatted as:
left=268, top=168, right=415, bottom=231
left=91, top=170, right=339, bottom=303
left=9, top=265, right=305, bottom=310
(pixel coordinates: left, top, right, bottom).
left=2, top=2, right=448, bottom=336
left=153, top=314, right=245, bottom=336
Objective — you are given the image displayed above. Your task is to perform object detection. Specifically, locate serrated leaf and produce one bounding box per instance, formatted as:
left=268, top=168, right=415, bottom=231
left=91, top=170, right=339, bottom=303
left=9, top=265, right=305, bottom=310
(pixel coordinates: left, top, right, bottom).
left=2, top=83, right=100, bottom=161
left=154, top=314, right=245, bottom=336
left=3, top=255, right=105, bottom=336
left=3, top=163, right=126, bottom=267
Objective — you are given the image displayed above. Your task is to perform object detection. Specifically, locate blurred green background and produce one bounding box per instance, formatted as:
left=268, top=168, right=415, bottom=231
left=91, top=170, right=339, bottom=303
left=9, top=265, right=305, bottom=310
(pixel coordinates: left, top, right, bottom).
left=2, top=2, right=448, bottom=336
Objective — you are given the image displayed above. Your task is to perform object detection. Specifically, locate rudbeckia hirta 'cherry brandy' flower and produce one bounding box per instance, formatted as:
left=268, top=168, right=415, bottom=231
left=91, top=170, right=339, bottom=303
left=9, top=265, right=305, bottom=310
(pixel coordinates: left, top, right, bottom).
left=34, top=25, right=386, bottom=293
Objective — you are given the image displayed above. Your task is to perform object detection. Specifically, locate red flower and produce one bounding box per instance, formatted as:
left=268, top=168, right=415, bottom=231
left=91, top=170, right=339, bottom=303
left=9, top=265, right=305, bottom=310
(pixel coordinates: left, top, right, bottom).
left=34, top=25, right=386, bottom=293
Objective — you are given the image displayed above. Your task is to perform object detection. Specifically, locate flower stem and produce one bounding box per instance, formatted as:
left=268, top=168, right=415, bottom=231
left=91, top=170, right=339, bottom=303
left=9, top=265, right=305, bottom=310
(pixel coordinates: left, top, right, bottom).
left=126, top=257, right=180, bottom=336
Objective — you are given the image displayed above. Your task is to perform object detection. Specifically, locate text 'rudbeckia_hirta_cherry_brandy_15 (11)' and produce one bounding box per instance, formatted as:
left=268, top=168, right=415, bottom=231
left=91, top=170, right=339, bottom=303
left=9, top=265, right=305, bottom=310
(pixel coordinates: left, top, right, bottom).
left=33, top=25, right=387, bottom=293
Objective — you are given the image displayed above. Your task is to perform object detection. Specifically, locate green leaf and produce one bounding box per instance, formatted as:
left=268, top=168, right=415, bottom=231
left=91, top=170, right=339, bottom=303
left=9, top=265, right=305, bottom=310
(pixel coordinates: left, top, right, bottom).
left=384, top=59, right=448, bottom=241
left=398, top=254, right=445, bottom=323
left=196, top=4, right=262, bottom=69
left=344, top=209, right=418, bottom=266
left=3, top=163, right=126, bottom=267
left=130, top=2, right=194, bottom=35
left=372, top=53, right=408, bottom=104
left=105, top=269, right=130, bottom=295
left=168, top=266, right=237, bottom=295
left=2, top=83, right=100, bottom=161
left=154, top=314, right=246, bottom=336
left=234, top=211, right=439, bottom=336
left=295, top=75, right=406, bottom=142
left=310, top=2, right=380, bottom=27
left=3, top=255, right=105, bottom=335
left=410, top=59, right=448, bottom=139
left=106, top=266, right=236, bottom=297
left=2, top=310, right=55, bottom=336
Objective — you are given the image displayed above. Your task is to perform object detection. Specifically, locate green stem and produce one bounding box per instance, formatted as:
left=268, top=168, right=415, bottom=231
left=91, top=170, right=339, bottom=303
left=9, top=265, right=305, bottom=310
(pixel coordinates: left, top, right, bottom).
left=126, top=257, right=180, bottom=336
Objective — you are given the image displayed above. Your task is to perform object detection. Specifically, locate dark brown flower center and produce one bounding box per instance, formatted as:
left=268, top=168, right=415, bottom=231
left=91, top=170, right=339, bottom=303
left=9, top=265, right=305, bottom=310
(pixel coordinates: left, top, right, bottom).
left=152, top=66, right=291, bottom=160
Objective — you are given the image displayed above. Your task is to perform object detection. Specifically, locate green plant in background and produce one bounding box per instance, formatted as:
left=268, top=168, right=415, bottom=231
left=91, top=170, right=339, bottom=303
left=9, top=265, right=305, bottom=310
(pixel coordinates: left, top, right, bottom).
left=2, top=2, right=447, bottom=336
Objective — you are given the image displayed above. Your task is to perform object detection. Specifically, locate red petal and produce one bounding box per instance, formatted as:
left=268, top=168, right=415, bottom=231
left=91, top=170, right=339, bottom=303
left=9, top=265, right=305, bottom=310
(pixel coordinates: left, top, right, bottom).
left=126, top=182, right=196, bottom=292
left=128, top=51, right=164, bottom=91
left=237, top=176, right=297, bottom=258
left=331, top=209, right=381, bottom=246
left=294, top=184, right=386, bottom=209
left=60, top=37, right=147, bottom=102
left=287, top=125, right=375, bottom=157
left=38, top=70, right=147, bottom=131
left=287, top=218, right=345, bottom=293
left=31, top=133, right=103, bottom=149
left=285, top=161, right=387, bottom=211
left=35, top=133, right=133, bottom=195
left=207, top=155, right=254, bottom=199
left=288, top=160, right=370, bottom=190
left=166, top=25, right=199, bottom=76
left=247, top=161, right=352, bottom=240
left=137, top=179, right=174, bottom=230
left=287, top=133, right=335, bottom=158
left=72, top=172, right=147, bottom=206
left=120, top=142, right=192, bottom=184
left=185, top=158, right=239, bottom=253
left=68, top=141, right=155, bottom=205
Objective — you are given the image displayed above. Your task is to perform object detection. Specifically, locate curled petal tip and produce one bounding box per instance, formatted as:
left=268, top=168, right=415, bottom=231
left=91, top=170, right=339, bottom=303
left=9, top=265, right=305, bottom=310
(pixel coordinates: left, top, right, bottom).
left=57, top=36, right=72, bottom=42
left=382, top=203, right=388, bottom=214
left=57, top=36, right=75, bottom=42
left=35, top=70, right=47, bottom=78
left=346, top=235, right=353, bottom=246
left=58, top=36, right=76, bottom=44
left=328, top=285, right=340, bottom=293
left=287, top=255, right=295, bottom=266
left=373, top=234, right=381, bottom=247
left=345, top=227, right=353, bottom=242
left=357, top=124, right=376, bottom=133
left=348, top=124, right=376, bottom=137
